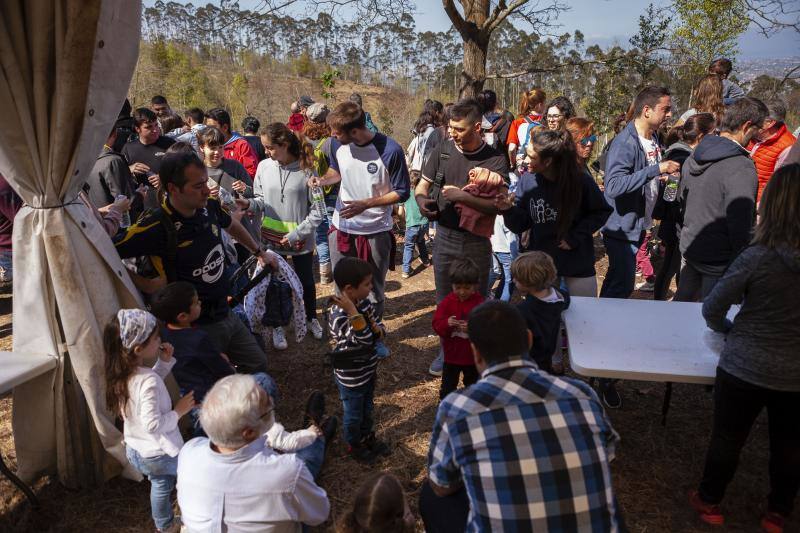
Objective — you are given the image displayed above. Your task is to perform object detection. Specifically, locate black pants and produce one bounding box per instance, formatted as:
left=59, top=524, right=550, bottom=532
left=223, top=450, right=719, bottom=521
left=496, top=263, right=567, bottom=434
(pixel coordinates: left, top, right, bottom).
left=653, top=240, right=681, bottom=301
left=282, top=252, right=316, bottom=321
left=419, top=481, right=470, bottom=533
left=440, top=363, right=479, bottom=400
left=698, top=367, right=800, bottom=516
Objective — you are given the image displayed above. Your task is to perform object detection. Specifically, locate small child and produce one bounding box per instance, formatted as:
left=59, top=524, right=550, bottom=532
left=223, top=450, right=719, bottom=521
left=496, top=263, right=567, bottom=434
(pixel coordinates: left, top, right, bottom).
left=150, top=282, right=322, bottom=449
left=339, top=472, right=415, bottom=532
left=432, top=258, right=485, bottom=399
left=329, top=257, right=390, bottom=463
left=400, top=174, right=430, bottom=279
left=105, top=309, right=195, bottom=533
left=511, top=252, right=571, bottom=373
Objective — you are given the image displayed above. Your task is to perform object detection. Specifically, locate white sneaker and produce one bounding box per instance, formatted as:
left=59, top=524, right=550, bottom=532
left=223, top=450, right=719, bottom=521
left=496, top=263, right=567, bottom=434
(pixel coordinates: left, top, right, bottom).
left=636, top=280, right=655, bottom=292
left=308, top=318, right=324, bottom=340
left=272, top=327, right=288, bottom=350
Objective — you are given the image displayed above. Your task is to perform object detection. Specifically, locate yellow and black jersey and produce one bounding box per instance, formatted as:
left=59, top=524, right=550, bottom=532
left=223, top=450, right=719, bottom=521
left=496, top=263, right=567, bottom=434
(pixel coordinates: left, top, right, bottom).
left=114, top=198, right=232, bottom=323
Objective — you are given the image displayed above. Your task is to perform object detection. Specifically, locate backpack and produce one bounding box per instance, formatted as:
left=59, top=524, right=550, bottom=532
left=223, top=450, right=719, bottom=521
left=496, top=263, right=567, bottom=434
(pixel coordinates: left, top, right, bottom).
left=130, top=207, right=179, bottom=283
left=482, top=116, right=507, bottom=150
left=262, top=275, right=294, bottom=328
left=517, top=115, right=542, bottom=156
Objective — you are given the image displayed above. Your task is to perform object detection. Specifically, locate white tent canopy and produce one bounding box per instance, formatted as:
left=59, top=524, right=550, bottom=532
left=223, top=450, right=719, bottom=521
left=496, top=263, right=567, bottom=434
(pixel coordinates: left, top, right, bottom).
left=0, top=0, right=143, bottom=486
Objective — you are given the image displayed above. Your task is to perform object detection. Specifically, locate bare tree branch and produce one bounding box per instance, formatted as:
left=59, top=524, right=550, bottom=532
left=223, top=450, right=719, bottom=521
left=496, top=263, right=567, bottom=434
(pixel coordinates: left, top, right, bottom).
left=742, top=0, right=800, bottom=36
left=442, top=0, right=471, bottom=37
left=483, top=0, right=527, bottom=33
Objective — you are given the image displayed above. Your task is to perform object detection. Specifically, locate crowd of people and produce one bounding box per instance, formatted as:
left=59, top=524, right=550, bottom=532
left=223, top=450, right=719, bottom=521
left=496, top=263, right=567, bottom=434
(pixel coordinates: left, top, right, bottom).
left=2, top=55, right=798, bottom=532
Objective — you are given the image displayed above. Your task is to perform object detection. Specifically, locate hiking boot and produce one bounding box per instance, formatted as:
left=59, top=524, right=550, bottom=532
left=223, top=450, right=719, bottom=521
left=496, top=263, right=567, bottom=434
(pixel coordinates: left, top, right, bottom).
left=689, top=490, right=724, bottom=526
left=601, top=382, right=622, bottom=409
left=308, top=318, right=324, bottom=340
left=429, top=352, right=444, bottom=377
left=363, top=432, right=391, bottom=457
left=272, top=327, right=288, bottom=350
left=303, top=390, right=325, bottom=427
left=761, top=511, right=786, bottom=533
left=321, top=416, right=339, bottom=451
left=348, top=442, right=378, bottom=464
left=320, top=262, right=332, bottom=284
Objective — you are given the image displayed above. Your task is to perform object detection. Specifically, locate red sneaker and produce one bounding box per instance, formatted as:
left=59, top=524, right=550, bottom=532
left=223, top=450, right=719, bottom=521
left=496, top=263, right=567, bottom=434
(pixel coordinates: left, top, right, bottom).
left=761, top=511, right=785, bottom=533
left=689, top=490, right=724, bottom=526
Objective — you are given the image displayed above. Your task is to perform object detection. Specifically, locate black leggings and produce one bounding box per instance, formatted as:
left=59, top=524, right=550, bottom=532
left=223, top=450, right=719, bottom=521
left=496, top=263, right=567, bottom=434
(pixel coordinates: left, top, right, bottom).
left=282, top=252, right=317, bottom=321
left=699, top=367, right=800, bottom=516
left=440, top=363, right=479, bottom=400
left=654, top=240, right=681, bottom=301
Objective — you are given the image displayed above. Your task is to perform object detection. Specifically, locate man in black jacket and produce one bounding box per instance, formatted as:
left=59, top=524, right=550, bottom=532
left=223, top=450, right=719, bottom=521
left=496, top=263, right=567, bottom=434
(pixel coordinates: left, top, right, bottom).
left=85, top=125, right=136, bottom=211
left=675, top=97, right=769, bottom=301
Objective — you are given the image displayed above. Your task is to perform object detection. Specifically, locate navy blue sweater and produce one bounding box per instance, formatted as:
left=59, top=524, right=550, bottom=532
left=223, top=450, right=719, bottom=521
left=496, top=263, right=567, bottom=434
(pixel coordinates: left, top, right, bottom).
left=601, top=121, right=663, bottom=242
left=517, top=288, right=571, bottom=371
left=502, top=171, right=611, bottom=278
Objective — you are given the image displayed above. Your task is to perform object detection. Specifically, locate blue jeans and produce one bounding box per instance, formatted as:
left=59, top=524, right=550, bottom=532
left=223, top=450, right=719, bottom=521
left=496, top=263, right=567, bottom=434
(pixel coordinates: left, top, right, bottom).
left=488, top=251, right=515, bottom=301
left=336, top=376, right=375, bottom=446
left=0, top=250, right=11, bottom=282
left=315, top=198, right=337, bottom=266
left=599, top=233, right=641, bottom=299
left=294, top=436, right=326, bottom=480
left=126, top=447, right=177, bottom=531
left=402, top=224, right=429, bottom=273
left=188, top=372, right=279, bottom=438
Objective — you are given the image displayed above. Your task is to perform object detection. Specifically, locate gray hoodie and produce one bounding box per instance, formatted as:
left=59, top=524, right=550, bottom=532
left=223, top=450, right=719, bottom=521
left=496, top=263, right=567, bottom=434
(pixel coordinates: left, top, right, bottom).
left=703, top=244, right=800, bottom=391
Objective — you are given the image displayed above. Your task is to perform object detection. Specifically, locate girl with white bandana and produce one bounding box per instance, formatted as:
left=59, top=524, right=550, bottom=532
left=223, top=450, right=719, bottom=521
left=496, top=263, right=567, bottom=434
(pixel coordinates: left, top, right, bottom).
left=105, top=309, right=196, bottom=533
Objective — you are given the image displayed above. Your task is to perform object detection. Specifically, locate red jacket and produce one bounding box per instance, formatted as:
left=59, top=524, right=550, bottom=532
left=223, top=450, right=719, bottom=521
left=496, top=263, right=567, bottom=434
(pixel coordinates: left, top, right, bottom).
left=432, top=292, right=485, bottom=365
left=748, top=124, right=796, bottom=200
left=224, top=134, right=259, bottom=178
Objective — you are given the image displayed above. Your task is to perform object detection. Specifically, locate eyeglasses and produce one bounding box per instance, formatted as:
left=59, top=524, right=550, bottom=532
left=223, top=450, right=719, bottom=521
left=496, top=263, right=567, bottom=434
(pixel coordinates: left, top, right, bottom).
left=580, top=134, right=597, bottom=146
left=546, top=114, right=563, bottom=120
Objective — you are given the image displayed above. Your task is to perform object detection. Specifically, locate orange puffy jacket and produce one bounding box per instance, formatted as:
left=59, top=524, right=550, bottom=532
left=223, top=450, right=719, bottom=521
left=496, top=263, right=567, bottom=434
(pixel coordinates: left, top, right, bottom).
left=748, top=124, right=796, bottom=200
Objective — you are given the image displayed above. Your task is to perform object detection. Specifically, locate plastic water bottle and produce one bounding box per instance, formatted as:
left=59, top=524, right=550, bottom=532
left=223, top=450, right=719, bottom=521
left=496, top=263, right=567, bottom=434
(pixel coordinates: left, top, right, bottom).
left=311, top=185, right=330, bottom=225
left=663, top=176, right=679, bottom=202
left=217, top=187, right=236, bottom=211
left=116, top=195, right=131, bottom=228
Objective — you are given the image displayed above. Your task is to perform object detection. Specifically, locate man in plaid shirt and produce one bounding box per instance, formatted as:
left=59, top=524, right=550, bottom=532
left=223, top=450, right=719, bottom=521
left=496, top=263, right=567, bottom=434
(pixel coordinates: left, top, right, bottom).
left=421, top=301, right=622, bottom=532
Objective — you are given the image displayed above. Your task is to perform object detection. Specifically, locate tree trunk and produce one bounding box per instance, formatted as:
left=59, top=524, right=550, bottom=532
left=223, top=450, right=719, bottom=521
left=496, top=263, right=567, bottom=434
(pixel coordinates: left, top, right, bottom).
left=460, top=31, right=489, bottom=99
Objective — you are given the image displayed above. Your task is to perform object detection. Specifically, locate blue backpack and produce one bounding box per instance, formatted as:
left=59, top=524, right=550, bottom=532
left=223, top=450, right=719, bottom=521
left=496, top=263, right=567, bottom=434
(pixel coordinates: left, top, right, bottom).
left=517, top=115, right=542, bottom=156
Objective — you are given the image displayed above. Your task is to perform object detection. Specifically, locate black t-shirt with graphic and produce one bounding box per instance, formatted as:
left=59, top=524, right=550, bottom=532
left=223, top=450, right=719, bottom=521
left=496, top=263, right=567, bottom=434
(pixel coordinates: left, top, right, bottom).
left=114, top=198, right=232, bottom=324
left=421, top=139, right=509, bottom=231
left=121, top=136, right=176, bottom=180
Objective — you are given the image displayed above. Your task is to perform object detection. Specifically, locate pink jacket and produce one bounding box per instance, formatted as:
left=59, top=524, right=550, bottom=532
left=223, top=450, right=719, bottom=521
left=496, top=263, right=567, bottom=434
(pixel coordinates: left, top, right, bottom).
left=456, top=167, right=504, bottom=238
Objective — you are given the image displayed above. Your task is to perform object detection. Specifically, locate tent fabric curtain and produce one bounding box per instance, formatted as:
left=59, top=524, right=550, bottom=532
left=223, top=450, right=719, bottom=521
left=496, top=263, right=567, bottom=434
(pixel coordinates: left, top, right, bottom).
left=0, top=0, right=143, bottom=486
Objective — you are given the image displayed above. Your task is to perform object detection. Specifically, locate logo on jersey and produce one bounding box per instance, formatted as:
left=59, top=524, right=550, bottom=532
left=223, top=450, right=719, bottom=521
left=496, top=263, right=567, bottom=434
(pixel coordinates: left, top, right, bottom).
left=192, top=243, right=225, bottom=283
left=211, top=224, right=219, bottom=237
left=367, top=162, right=378, bottom=174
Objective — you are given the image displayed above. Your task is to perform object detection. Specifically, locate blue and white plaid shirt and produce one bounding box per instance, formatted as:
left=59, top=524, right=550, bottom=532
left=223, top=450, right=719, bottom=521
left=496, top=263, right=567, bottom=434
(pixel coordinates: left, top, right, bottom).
left=428, top=357, right=621, bottom=532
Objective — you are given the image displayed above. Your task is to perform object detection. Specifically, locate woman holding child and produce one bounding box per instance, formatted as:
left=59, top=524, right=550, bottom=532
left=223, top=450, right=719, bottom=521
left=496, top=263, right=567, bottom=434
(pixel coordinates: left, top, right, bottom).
left=496, top=128, right=612, bottom=298
left=237, top=123, right=326, bottom=348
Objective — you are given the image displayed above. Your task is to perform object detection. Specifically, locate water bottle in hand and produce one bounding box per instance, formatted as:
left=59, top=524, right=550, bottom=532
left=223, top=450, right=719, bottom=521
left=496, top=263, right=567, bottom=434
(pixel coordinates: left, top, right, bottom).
left=116, top=195, right=131, bottom=228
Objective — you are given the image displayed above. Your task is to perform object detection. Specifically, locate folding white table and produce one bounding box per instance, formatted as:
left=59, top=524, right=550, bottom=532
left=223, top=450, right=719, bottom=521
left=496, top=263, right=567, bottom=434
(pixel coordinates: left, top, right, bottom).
left=563, top=297, right=734, bottom=423
left=0, top=351, right=58, bottom=506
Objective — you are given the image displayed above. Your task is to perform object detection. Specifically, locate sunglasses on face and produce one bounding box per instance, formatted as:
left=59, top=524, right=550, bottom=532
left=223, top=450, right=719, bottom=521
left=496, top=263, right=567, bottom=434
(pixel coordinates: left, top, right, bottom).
left=580, top=134, right=597, bottom=146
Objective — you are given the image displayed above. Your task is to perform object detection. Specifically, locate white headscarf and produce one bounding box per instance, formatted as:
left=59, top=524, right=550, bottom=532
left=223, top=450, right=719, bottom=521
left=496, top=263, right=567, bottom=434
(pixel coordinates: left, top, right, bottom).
left=117, top=309, right=157, bottom=351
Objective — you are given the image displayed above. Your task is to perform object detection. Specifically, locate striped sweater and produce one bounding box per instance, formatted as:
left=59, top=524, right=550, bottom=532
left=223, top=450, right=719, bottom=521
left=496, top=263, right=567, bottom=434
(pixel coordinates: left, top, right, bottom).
left=329, top=299, right=385, bottom=388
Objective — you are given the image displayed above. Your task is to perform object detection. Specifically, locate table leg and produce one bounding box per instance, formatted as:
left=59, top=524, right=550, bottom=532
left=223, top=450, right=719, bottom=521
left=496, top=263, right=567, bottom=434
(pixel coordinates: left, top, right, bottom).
left=661, top=382, right=673, bottom=426
left=0, top=451, right=39, bottom=507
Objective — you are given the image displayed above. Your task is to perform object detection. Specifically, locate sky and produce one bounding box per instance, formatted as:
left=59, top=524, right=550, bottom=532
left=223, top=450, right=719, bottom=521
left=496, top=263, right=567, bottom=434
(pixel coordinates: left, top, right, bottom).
left=146, top=0, right=799, bottom=60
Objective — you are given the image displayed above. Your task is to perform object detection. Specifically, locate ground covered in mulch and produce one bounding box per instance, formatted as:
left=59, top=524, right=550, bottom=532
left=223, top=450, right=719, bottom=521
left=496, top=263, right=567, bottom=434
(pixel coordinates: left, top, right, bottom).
left=0, top=243, right=796, bottom=532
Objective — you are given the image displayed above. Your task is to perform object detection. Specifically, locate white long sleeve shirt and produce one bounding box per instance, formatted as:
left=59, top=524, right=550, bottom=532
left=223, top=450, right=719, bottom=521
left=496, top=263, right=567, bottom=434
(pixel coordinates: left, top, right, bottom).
left=178, top=437, right=329, bottom=533
left=122, top=357, right=183, bottom=458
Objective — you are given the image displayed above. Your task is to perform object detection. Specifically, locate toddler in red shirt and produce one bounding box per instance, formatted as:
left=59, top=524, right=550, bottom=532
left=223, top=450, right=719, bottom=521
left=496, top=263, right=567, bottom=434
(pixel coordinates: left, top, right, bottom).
left=432, top=258, right=486, bottom=399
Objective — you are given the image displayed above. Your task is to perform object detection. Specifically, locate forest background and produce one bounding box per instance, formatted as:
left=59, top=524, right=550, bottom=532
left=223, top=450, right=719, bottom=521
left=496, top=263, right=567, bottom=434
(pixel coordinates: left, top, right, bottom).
left=132, top=0, right=799, bottom=149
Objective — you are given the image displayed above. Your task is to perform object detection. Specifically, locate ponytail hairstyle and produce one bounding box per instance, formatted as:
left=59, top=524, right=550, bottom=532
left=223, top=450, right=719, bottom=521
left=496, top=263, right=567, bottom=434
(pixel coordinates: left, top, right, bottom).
left=338, top=473, right=412, bottom=533
left=518, top=88, right=547, bottom=116
left=263, top=122, right=316, bottom=171
left=104, top=314, right=156, bottom=417
left=528, top=129, right=583, bottom=240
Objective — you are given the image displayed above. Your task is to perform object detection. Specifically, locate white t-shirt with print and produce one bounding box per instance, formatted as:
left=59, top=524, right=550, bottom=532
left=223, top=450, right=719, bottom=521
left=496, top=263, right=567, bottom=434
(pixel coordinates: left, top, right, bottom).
left=639, top=135, right=662, bottom=228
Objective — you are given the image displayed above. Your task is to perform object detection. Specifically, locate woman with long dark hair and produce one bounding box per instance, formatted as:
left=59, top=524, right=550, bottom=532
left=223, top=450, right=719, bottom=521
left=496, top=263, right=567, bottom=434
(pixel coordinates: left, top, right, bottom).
left=238, top=123, right=325, bottom=349
left=689, top=163, right=800, bottom=532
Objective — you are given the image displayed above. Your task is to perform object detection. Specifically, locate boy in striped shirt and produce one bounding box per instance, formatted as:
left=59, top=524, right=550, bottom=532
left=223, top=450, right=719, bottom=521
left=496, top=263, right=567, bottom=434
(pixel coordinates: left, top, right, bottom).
left=329, top=257, right=390, bottom=463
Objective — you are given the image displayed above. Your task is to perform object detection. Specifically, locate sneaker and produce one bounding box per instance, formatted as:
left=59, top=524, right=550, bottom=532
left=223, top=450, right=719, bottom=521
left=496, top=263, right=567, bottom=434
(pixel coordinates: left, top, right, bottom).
left=689, top=490, right=724, bottom=526
left=761, top=511, right=785, bottom=533
left=348, top=443, right=377, bottom=464
left=420, top=258, right=431, bottom=268
left=320, top=262, right=332, bottom=284
left=303, top=390, right=325, bottom=427
left=636, top=280, right=655, bottom=292
left=363, top=432, right=391, bottom=457
left=401, top=271, right=410, bottom=279
left=429, top=352, right=444, bottom=376
left=375, top=340, right=390, bottom=360
left=601, top=382, right=622, bottom=409
left=272, top=327, right=288, bottom=350
left=308, top=318, right=324, bottom=340
left=321, top=416, right=339, bottom=451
